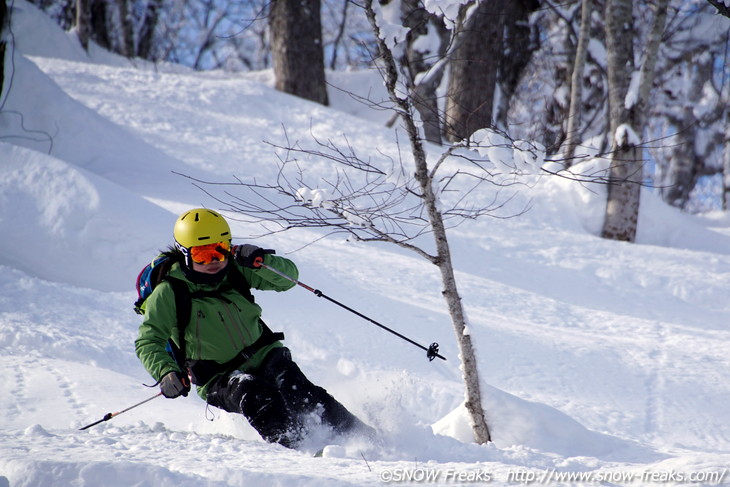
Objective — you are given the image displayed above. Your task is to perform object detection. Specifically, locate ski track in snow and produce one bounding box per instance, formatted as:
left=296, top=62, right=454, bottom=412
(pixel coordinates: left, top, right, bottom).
left=643, top=324, right=667, bottom=442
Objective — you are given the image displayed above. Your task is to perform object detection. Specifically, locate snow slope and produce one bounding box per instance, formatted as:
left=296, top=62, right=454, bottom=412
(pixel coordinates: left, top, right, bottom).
left=1, top=2, right=729, bottom=485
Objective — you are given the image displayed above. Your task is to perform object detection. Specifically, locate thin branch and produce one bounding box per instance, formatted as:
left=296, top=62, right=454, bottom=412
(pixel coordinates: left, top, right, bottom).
left=706, top=0, right=730, bottom=18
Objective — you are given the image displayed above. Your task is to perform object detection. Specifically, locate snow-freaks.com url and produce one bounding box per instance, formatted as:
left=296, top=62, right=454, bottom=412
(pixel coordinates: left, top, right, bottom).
left=514, top=468, right=729, bottom=484
left=378, top=468, right=729, bottom=484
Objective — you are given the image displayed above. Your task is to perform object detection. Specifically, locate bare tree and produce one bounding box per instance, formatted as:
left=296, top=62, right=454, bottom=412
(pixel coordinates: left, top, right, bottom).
left=563, top=0, right=593, bottom=163
left=76, top=0, right=91, bottom=50
left=270, top=0, right=329, bottom=105
left=325, top=0, right=350, bottom=70
left=159, top=0, right=271, bottom=71
left=706, top=0, right=730, bottom=18
left=658, top=53, right=713, bottom=208
left=511, top=0, right=609, bottom=157
left=724, top=112, right=730, bottom=209
left=137, top=0, right=162, bottom=60
left=399, top=0, right=449, bottom=145
left=649, top=3, right=729, bottom=211
left=601, top=0, right=667, bottom=242
left=116, top=0, right=134, bottom=58
left=444, top=0, right=508, bottom=142
left=366, top=0, right=494, bottom=444
left=495, top=0, right=541, bottom=130
left=0, top=0, right=7, bottom=98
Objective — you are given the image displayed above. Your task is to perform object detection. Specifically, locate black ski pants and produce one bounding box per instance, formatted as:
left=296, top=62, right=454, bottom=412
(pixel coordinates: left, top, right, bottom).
left=206, top=347, right=364, bottom=448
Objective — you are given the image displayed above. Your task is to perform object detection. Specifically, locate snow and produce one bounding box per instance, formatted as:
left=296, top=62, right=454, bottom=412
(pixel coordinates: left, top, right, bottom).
left=625, top=70, right=641, bottom=110
left=694, top=78, right=720, bottom=121
left=423, top=0, right=463, bottom=25
left=296, top=188, right=333, bottom=210
left=469, top=129, right=545, bottom=175
left=587, top=38, right=607, bottom=68
left=614, top=123, right=641, bottom=148
left=2, top=1, right=730, bottom=486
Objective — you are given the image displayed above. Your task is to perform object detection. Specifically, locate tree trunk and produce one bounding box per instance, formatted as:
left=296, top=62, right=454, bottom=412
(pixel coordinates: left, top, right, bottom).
left=602, top=0, right=638, bottom=242
left=564, top=0, right=593, bottom=163
left=435, top=240, right=492, bottom=444
left=495, top=0, right=540, bottom=131
left=415, top=105, right=491, bottom=444
left=401, top=0, right=449, bottom=145
left=76, top=0, right=91, bottom=50
left=444, top=0, right=507, bottom=142
left=117, top=0, right=135, bottom=58
left=90, top=0, right=111, bottom=51
left=723, top=111, right=730, bottom=210
left=328, top=0, right=349, bottom=70
left=137, top=0, right=162, bottom=60
left=0, top=0, right=6, bottom=99
left=270, top=0, right=329, bottom=106
left=661, top=54, right=713, bottom=208
left=602, top=0, right=667, bottom=241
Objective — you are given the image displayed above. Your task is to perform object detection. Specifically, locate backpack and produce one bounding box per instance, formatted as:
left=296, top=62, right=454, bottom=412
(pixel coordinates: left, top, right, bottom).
left=133, top=251, right=283, bottom=382
left=134, top=253, right=177, bottom=316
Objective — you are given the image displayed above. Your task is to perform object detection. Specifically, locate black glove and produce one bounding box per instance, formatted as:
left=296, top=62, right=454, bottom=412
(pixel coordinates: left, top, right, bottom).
left=160, top=371, right=190, bottom=398
left=234, top=244, right=275, bottom=269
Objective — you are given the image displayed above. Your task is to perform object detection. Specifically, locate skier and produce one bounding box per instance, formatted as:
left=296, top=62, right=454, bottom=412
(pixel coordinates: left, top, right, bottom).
left=135, top=208, right=371, bottom=448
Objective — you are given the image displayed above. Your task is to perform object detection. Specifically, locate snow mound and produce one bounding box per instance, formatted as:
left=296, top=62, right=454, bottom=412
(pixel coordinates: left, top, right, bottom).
left=0, top=143, right=172, bottom=291
left=433, top=385, right=660, bottom=461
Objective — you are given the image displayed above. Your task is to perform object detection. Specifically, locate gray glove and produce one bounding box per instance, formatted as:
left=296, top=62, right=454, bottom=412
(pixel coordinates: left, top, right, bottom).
left=160, top=371, right=190, bottom=398
left=234, top=244, right=275, bottom=269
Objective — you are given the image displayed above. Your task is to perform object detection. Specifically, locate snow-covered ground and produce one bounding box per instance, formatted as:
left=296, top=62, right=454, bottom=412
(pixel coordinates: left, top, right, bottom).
left=1, top=2, right=729, bottom=486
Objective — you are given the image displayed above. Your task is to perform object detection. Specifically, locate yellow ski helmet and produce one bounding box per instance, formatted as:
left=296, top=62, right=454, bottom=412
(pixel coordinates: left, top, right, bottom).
left=173, top=208, right=231, bottom=251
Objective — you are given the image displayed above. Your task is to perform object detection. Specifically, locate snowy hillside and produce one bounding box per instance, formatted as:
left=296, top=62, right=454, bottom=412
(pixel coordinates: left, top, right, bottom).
left=1, top=2, right=730, bottom=486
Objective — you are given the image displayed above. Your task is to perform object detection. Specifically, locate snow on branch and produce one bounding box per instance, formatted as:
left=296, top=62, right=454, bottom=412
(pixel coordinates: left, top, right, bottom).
left=614, top=123, right=641, bottom=149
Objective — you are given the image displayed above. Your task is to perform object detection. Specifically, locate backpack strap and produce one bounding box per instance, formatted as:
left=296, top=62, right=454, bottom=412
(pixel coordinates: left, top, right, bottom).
left=162, top=276, right=193, bottom=369
left=227, top=265, right=255, bottom=303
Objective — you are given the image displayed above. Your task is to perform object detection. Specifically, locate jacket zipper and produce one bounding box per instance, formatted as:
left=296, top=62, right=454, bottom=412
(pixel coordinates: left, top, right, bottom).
left=194, top=309, right=205, bottom=358
left=221, top=299, right=255, bottom=346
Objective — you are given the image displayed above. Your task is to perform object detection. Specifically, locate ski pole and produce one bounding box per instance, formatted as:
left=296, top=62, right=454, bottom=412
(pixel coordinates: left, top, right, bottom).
left=79, top=392, right=163, bottom=431
left=260, top=263, right=446, bottom=362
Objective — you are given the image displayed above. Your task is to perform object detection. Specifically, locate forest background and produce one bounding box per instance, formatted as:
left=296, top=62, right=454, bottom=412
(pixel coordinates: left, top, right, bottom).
left=11, top=0, right=730, bottom=217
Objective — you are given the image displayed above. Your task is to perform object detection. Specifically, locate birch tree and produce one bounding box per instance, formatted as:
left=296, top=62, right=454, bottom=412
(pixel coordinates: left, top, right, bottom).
left=76, top=0, right=91, bottom=50
left=563, top=0, right=593, bottom=163
left=399, top=0, right=449, bottom=145
left=649, top=3, right=729, bottom=211
left=365, top=0, right=492, bottom=444
left=658, top=53, right=713, bottom=208
left=601, top=0, right=667, bottom=242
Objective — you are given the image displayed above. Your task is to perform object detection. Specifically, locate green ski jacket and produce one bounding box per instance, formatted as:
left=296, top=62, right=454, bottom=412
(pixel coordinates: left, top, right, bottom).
left=135, top=254, right=298, bottom=399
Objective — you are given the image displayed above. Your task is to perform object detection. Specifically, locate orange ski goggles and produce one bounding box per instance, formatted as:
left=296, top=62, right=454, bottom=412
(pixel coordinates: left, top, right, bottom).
left=190, top=241, right=231, bottom=265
